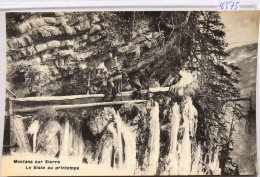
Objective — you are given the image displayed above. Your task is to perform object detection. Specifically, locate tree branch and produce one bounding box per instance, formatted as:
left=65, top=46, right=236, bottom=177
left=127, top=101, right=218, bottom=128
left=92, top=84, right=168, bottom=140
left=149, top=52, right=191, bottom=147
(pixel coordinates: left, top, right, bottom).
left=160, top=11, right=191, bottom=30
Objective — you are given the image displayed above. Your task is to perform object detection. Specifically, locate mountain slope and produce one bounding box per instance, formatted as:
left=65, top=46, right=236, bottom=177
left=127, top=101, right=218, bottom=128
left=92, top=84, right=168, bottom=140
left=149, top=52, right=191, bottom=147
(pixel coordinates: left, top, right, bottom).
left=226, top=43, right=258, bottom=175
left=227, top=43, right=258, bottom=110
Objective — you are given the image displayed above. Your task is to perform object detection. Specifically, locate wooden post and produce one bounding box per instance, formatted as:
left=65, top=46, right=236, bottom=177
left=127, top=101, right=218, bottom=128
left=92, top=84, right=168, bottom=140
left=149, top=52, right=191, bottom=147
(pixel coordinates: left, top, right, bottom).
left=9, top=98, right=15, bottom=152
left=87, top=74, right=91, bottom=95
left=121, top=73, right=123, bottom=101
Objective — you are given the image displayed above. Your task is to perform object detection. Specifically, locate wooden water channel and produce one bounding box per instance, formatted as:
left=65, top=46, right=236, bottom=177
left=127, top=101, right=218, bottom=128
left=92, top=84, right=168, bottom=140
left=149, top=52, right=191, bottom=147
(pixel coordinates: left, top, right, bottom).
left=4, top=87, right=170, bottom=154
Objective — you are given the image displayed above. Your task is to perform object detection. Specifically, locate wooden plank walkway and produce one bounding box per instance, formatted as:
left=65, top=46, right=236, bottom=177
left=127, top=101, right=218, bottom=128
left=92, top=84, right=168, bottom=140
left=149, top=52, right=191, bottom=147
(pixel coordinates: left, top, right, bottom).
left=10, top=87, right=170, bottom=102
left=11, top=87, right=170, bottom=113
left=14, top=100, right=147, bottom=113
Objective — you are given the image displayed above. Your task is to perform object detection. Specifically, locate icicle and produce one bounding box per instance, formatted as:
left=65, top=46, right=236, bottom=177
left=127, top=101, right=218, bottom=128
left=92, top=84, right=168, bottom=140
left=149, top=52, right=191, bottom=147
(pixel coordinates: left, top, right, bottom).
left=100, top=139, right=113, bottom=168
left=79, top=132, right=84, bottom=158
left=13, top=116, right=31, bottom=153
left=72, top=129, right=77, bottom=155
left=191, top=143, right=202, bottom=175
left=121, top=125, right=136, bottom=173
left=69, top=125, right=73, bottom=155
left=114, top=112, right=123, bottom=169
left=107, top=124, right=119, bottom=168
left=168, top=103, right=181, bottom=175
left=186, top=96, right=198, bottom=136
left=60, top=120, right=70, bottom=156
left=208, top=146, right=221, bottom=175
left=179, top=111, right=191, bottom=174
left=198, top=159, right=205, bottom=175
left=113, top=110, right=136, bottom=174
left=27, top=120, right=40, bottom=153
left=179, top=96, right=198, bottom=175
left=147, top=101, right=160, bottom=175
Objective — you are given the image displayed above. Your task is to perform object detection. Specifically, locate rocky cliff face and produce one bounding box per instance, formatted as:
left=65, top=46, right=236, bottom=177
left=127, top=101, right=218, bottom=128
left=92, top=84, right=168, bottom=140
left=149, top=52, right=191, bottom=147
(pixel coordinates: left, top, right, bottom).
left=6, top=12, right=171, bottom=97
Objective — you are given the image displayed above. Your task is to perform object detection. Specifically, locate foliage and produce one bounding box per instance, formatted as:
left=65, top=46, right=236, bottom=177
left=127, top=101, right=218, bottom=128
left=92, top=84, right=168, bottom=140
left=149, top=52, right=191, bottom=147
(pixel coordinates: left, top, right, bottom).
left=7, top=58, right=52, bottom=96
left=145, top=11, right=243, bottom=174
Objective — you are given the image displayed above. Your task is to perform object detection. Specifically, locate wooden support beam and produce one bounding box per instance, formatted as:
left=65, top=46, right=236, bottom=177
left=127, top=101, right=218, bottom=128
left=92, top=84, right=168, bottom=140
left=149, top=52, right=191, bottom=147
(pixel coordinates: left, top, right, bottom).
left=14, top=99, right=147, bottom=113
left=10, top=93, right=108, bottom=102
left=3, top=144, right=18, bottom=148
left=11, top=87, right=170, bottom=114
left=6, top=88, right=17, bottom=98
left=10, top=87, right=170, bottom=102
left=9, top=99, right=15, bottom=152
left=228, top=97, right=251, bottom=102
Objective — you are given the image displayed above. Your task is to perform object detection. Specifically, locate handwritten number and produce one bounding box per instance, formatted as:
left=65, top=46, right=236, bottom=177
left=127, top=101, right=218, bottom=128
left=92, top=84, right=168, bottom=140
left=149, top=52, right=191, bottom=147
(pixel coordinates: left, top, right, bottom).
left=218, top=0, right=239, bottom=10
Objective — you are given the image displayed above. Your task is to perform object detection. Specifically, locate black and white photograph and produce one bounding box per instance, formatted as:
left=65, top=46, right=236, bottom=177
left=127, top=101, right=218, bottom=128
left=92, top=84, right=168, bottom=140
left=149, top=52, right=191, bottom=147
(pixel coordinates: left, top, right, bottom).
left=1, top=11, right=259, bottom=176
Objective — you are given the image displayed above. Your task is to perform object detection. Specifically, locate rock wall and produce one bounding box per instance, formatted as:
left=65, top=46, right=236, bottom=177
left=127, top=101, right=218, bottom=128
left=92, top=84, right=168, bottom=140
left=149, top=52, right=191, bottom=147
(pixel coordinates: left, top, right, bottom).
left=6, top=12, right=169, bottom=97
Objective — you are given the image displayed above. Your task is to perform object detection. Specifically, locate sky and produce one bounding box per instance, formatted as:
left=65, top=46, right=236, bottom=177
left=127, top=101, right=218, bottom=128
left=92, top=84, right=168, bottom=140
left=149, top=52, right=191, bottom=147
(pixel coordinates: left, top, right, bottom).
left=220, top=11, right=259, bottom=49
